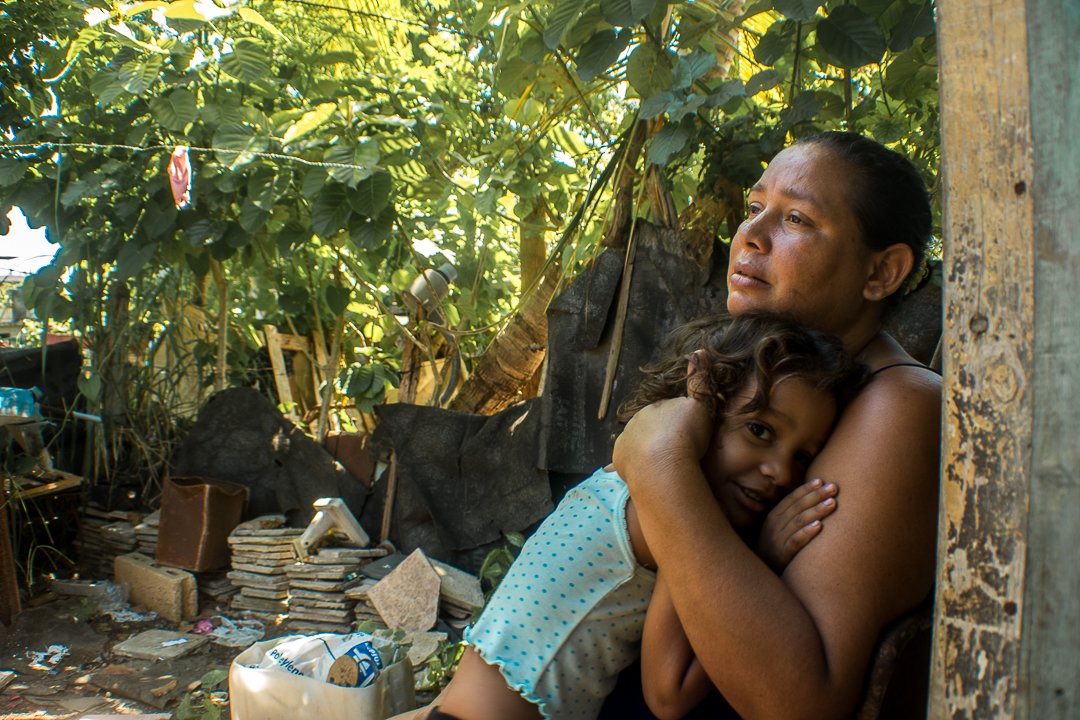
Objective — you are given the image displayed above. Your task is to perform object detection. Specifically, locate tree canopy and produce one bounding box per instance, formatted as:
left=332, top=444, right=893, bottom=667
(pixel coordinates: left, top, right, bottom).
left=0, top=0, right=939, bottom=430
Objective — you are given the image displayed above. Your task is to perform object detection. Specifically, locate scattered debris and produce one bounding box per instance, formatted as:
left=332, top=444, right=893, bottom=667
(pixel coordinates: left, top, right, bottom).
left=207, top=616, right=265, bottom=647
left=26, top=644, right=70, bottom=669
left=0, top=670, right=14, bottom=691
left=113, top=630, right=210, bottom=661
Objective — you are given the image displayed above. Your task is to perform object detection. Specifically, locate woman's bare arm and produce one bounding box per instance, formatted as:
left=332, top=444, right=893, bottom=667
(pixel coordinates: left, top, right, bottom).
left=613, top=368, right=940, bottom=720
left=641, top=571, right=714, bottom=720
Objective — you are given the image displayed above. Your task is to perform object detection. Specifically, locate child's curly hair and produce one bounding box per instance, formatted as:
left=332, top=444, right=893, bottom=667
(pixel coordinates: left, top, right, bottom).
left=618, top=312, right=872, bottom=424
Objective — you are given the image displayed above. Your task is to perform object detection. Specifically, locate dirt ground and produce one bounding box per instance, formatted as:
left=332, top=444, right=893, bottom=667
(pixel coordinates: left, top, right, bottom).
left=0, top=594, right=295, bottom=719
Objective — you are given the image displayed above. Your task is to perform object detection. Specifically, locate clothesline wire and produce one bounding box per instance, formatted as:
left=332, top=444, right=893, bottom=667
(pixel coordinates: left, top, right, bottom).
left=0, top=141, right=380, bottom=172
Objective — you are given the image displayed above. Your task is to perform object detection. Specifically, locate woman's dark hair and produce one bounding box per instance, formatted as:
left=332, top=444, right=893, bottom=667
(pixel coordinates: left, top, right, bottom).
left=618, top=312, right=871, bottom=424
left=795, top=131, right=933, bottom=309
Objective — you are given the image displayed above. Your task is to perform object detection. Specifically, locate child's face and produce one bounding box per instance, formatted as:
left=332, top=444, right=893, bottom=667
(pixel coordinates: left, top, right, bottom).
left=701, top=377, right=838, bottom=527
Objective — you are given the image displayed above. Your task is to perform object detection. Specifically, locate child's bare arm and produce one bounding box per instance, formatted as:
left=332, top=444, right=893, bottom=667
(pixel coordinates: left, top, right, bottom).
left=756, top=478, right=838, bottom=574
left=641, top=571, right=714, bottom=720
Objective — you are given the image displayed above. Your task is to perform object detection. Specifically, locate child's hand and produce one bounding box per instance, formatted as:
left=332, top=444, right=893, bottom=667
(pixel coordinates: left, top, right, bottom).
left=755, top=478, right=837, bottom=574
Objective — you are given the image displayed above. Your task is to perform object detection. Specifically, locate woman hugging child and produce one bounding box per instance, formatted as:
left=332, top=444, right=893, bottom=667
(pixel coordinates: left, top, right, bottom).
left=409, top=312, right=870, bottom=720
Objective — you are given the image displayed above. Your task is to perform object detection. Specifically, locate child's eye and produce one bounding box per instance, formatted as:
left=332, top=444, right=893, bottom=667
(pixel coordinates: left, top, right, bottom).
left=747, top=423, right=773, bottom=441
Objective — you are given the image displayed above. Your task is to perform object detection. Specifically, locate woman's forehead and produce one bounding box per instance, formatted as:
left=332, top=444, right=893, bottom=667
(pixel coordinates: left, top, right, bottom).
left=756, top=144, right=855, bottom=211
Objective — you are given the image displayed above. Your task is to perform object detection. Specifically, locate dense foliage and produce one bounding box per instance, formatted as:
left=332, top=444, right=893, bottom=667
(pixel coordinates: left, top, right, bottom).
left=0, top=0, right=939, bottom=434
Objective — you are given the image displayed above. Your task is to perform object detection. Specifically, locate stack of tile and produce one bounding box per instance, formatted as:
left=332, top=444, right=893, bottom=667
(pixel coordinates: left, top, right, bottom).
left=344, top=576, right=386, bottom=630
left=226, top=524, right=301, bottom=615
left=198, top=573, right=238, bottom=604
left=72, top=505, right=111, bottom=575
left=74, top=506, right=142, bottom=578
left=286, top=546, right=387, bottom=634
left=134, top=510, right=160, bottom=557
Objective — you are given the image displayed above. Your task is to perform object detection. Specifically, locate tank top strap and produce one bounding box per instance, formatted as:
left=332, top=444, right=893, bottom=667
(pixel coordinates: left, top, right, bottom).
left=872, top=362, right=939, bottom=376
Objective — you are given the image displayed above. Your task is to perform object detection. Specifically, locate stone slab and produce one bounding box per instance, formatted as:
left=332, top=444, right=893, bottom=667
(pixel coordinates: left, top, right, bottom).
left=403, top=630, right=448, bottom=667
left=308, top=547, right=388, bottom=563
left=289, top=577, right=362, bottom=592
left=227, top=571, right=290, bottom=588
left=114, top=630, right=209, bottom=660
left=430, top=559, right=484, bottom=610
left=232, top=562, right=288, bottom=575
left=367, top=548, right=440, bottom=632
left=285, top=563, right=358, bottom=580
left=231, top=595, right=289, bottom=613
left=240, top=586, right=289, bottom=600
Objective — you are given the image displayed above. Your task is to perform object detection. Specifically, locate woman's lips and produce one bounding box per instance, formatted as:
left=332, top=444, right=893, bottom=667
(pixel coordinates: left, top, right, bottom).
left=729, top=262, right=769, bottom=290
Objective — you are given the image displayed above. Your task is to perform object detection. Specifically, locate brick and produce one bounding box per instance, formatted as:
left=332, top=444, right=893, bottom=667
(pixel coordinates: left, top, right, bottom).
left=114, top=553, right=197, bottom=622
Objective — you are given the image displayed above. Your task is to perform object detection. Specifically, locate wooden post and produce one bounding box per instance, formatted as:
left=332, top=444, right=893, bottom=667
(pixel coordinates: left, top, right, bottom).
left=931, top=0, right=1080, bottom=716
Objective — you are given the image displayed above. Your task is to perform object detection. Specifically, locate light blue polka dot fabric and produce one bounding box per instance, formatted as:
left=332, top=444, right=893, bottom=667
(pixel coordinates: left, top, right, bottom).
left=466, top=468, right=656, bottom=719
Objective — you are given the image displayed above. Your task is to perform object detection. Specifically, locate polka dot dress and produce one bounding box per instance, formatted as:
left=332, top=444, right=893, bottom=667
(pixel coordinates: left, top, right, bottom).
left=466, top=468, right=656, bottom=719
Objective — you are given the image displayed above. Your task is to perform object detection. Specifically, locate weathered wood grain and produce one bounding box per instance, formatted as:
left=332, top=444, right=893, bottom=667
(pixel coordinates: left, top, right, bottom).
left=1017, top=1, right=1080, bottom=717
left=931, top=0, right=1035, bottom=717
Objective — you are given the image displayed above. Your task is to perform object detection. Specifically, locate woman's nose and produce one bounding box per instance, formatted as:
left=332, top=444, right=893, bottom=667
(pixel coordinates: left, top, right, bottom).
left=737, top=212, right=774, bottom=254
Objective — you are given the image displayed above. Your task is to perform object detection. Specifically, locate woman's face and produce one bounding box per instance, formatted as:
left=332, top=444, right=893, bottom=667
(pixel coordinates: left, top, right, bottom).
left=727, top=143, right=874, bottom=335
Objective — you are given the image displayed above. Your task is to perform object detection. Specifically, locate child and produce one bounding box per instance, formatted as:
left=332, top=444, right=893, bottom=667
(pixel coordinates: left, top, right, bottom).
left=412, top=313, right=870, bottom=720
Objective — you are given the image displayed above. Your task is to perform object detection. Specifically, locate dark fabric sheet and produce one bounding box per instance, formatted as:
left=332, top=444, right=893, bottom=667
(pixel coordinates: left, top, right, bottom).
left=170, top=387, right=368, bottom=526
left=367, top=399, right=553, bottom=562
left=597, top=659, right=743, bottom=720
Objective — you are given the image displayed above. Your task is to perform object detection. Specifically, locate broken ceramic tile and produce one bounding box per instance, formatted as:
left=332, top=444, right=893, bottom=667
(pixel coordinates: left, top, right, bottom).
left=113, top=630, right=209, bottom=660
left=366, top=548, right=441, bottom=632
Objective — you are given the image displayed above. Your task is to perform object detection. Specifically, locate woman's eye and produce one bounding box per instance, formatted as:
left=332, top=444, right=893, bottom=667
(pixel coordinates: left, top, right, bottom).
left=748, top=423, right=773, bottom=441
left=795, top=451, right=814, bottom=468
left=747, top=203, right=763, bottom=215
left=787, top=213, right=803, bottom=225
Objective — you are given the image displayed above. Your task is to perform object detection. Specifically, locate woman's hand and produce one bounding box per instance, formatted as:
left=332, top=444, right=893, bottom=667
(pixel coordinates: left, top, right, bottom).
left=613, top=397, right=715, bottom=484
left=756, top=478, right=838, bottom=575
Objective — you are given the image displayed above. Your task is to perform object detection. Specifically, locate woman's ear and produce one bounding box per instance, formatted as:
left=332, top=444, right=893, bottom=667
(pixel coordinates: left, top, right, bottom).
left=863, top=243, right=915, bottom=302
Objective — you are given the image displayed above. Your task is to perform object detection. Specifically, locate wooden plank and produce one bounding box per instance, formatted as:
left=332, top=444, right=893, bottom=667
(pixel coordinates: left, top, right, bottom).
left=930, top=0, right=1035, bottom=717
left=275, top=333, right=313, bottom=353
left=1017, top=1, right=1080, bottom=716
left=9, top=476, right=83, bottom=500
left=262, top=326, right=299, bottom=423
left=0, top=486, right=20, bottom=626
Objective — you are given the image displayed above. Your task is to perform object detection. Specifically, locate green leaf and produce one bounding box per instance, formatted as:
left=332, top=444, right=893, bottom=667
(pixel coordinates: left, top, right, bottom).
left=125, top=2, right=167, bottom=16
left=312, top=183, right=352, bottom=238
left=276, top=221, right=311, bottom=255
left=627, top=43, right=674, bottom=98
left=248, top=169, right=292, bottom=210
left=778, top=90, right=822, bottom=125
left=773, top=0, right=824, bottom=20
left=888, top=1, right=935, bottom=51
left=640, top=91, right=677, bottom=120
left=115, top=242, right=158, bottom=280
left=77, top=370, right=102, bottom=403
left=326, top=141, right=378, bottom=187
left=648, top=119, right=693, bottom=165
left=668, top=94, right=706, bottom=122
left=872, top=116, right=906, bottom=144
left=213, top=123, right=270, bottom=168
left=753, top=20, right=796, bottom=66
left=0, top=158, right=27, bottom=186
left=325, top=286, right=351, bottom=317
left=544, top=0, right=587, bottom=50
left=672, top=51, right=717, bottom=90
left=704, top=79, right=745, bottom=108
left=883, top=47, right=937, bottom=101
left=239, top=199, right=269, bottom=233
left=221, top=38, right=270, bottom=83
left=302, top=169, right=328, bottom=199
left=349, top=171, right=392, bottom=217
left=505, top=531, right=526, bottom=547
left=283, top=103, right=337, bottom=146
left=349, top=205, right=396, bottom=250
left=162, top=0, right=208, bottom=22
left=575, top=29, right=631, bottom=82
left=150, top=89, right=198, bottom=132
left=200, top=670, right=229, bottom=688
left=66, top=27, right=103, bottom=62
left=816, top=4, right=887, bottom=68
left=90, top=70, right=125, bottom=105
left=744, top=69, right=781, bottom=96
left=600, top=0, right=659, bottom=27
left=186, top=250, right=210, bottom=276
left=119, top=55, right=163, bottom=95
left=239, top=7, right=289, bottom=42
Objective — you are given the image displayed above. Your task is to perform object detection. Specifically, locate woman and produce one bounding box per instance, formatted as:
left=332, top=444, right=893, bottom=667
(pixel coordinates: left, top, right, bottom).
left=603, top=131, right=941, bottom=720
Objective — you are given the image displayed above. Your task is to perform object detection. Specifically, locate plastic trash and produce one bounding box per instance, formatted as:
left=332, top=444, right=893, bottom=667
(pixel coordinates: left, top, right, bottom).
left=26, top=645, right=69, bottom=670
left=208, top=616, right=264, bottom=647
left=229, top=633, right=416, bottom=720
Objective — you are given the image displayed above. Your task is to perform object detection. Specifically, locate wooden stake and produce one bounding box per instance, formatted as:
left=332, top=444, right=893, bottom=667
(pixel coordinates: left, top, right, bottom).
left=597, top=230, right=638, bottom=420
left=380, top=454, right=398, bottom=544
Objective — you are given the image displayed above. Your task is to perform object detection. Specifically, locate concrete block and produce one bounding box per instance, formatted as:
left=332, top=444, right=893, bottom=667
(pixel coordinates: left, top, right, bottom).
left=114, top=553, right=197, bottom=622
